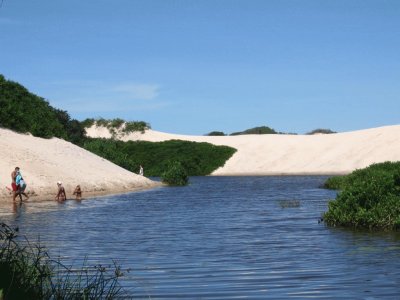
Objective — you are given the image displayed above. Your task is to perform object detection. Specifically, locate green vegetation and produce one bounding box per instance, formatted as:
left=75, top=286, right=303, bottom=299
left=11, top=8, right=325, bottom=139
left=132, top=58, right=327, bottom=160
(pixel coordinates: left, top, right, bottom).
left=0, top=74, right=86, bottom=143
left=161, top=161, right=189, bottom=186
left=205, top=131, right=226, bottom=136
left=278, top=200, right=301, bottom=208
left=0, top=74, right=235, bottom=176
left=230, top=126, right=277, bottom=135
left=83, top=138, right=236, bottom=176
left=83, top=118, right=150, bottom=136
left=0, top=222, right=125, bottom=299
left=323, top=162, right=400, bottom=230
left=307, top=128, right=337, bottom=135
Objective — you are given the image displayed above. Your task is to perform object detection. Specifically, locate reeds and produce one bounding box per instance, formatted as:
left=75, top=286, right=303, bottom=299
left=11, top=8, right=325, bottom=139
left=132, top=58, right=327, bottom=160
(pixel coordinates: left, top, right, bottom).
left=0, top=222, right=128, bottom=299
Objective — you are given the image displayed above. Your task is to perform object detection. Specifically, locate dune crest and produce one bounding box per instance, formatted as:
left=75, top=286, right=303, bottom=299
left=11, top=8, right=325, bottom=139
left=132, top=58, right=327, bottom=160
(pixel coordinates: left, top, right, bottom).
left=86, top=125, right=400, bottom=175
left=0, top=128, right=160, bottom=202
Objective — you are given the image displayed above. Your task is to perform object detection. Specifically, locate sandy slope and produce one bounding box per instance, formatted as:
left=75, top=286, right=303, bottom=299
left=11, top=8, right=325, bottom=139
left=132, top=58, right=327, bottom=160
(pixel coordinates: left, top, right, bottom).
left=86, top=125, right=400, bottom=175
left=0, top=128, right=161, bottom=202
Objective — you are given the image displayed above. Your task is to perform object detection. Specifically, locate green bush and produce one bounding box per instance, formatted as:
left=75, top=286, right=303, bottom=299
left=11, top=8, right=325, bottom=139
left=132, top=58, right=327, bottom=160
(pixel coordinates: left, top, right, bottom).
left=324, top=162, right=400, bottom=190
left=0, top=74, right=86, bottom=143
left=83, top=138, right=236, bottom=176
left=82, top=118, right=151, bottom=135
left=0, top=223, right=125, bottom=299
left=306, top=128, right=336, bottom=135
left=206, top=131, right=226, bottom=136
left=230, top=126, right=277, bottom=135
left=161, top=161, right=189, bottom=186
left=123, top=121, right=150, bottom=134
left=323, top=162, right=400, bottom=230
left=323, top=175, right=347, bottom=190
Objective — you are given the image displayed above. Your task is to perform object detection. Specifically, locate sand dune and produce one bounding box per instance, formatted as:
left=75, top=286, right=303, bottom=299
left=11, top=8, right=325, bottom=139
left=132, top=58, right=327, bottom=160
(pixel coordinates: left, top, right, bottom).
left=0, top=128, right=161, bottom=202
left=86, top=125, right=400, bottom=175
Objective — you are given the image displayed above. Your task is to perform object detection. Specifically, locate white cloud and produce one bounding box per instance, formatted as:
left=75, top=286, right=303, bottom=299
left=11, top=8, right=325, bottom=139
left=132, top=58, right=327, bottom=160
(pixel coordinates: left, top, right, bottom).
left=112, top=83, right=160, bottom=100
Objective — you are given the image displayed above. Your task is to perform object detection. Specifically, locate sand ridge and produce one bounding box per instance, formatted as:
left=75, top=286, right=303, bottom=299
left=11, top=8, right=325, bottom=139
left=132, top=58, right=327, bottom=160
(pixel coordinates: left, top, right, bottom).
left=0, top=128, right=161, bottom=202
left=86, top=124, right=400, bottom=176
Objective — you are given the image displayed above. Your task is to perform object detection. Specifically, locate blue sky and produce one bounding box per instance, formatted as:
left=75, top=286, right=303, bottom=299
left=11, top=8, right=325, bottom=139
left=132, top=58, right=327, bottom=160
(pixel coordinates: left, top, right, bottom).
left=1, top=0, right=399, bottom=135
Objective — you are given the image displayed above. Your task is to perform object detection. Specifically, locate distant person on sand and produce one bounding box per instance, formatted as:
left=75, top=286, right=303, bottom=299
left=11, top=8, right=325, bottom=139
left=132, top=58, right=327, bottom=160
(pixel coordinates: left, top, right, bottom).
left=139, top=165, right=144, bottom=176
left=15, top=170, right=29, bottom=201
left=55, top=181, right=67, bottom=201
left=73, top=185, right=82, bottom=200
left=11, top=167, right=20, bottom=201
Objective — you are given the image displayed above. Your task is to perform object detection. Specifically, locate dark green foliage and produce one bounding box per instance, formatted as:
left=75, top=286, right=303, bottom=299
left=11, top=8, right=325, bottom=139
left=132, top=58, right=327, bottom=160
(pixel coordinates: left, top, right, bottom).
left=206, top=131, right=226, bottom=136
left=161, top=161, right=189, bottom=186
left=0, top=74, right=86, bottom=143
left=323, top=175, right=347, bottom=190
left=323, top=162, right=400, bottom=230
left=230, top=126, right=277, bottom=135
left=123, top=121, right=150, bottom=134
left=81, top=118, right=96, bottom=128
left=324, top=162, right=400, bottom=190
left=0, top=222, right=125, bottom=299
left=307, top=128, right=337, bottom=135
left=83, top=138, right=237, bottom=176
left=0, top=75, right=66, bottom=138
left=82, top=118, right=151, bottom=134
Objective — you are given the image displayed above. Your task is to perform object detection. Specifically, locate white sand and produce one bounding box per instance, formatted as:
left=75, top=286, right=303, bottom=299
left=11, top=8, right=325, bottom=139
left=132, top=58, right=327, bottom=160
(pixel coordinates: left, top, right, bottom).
left=0, top=128, right=161, bottom=202
left=87, top=124, right=400, bottom=176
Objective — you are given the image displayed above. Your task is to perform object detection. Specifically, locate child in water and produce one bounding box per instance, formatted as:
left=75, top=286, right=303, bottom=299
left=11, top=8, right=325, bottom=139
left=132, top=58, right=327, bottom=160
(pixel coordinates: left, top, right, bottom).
left=73, top=185, right=82, bottom=200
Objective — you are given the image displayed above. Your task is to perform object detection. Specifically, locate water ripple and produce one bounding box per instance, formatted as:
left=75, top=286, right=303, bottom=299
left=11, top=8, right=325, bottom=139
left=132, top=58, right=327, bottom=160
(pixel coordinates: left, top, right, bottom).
left=2, top=176, right=400, bottom=299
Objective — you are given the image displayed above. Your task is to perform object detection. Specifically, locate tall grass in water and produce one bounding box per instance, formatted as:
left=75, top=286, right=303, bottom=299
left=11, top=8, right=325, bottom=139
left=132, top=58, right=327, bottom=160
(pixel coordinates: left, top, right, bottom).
left=0, top=223, right=128, bottom=299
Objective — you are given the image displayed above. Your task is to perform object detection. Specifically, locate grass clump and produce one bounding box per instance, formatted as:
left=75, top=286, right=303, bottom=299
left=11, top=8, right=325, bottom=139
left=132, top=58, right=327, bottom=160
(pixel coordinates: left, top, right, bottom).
left=161, top=161, right=189, bottom=186
left=323, top=161, right=400, bottom=230
left=0, top=223, right=126, bottom=299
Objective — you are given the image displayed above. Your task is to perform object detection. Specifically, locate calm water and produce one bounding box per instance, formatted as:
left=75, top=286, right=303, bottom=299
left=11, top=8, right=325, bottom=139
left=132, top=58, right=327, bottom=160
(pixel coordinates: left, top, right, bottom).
left=2, top=176, right=400, bottom=299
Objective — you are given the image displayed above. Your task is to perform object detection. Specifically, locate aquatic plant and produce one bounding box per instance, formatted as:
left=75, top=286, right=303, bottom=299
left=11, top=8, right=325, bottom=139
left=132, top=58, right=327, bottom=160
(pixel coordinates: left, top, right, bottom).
left=278, top=200, right=301, bottom=208
left=323, top=162, right=400, bottom=230
left=0, top=222, right=127, bottom=299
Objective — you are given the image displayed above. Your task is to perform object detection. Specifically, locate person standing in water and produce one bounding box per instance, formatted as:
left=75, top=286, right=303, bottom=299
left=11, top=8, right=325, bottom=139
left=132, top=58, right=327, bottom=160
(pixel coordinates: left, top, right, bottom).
left=15, top=170, right=29, bottom=201
left=55, top=181, right=67, bottom=201
left=11, top=167, right=20, bottom=202
left=73, top=185, right=82, bottom=200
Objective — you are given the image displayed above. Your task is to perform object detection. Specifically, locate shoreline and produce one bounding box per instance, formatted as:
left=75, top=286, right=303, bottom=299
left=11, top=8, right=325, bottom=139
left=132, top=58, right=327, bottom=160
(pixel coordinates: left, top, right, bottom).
left=210, top=171, right=348, bottom=177
left=0, top=181, right=163, bottom=204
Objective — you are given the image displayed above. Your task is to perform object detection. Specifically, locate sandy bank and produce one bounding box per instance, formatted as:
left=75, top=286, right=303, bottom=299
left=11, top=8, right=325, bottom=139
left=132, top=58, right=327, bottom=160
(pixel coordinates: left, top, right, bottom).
left=0, top=128, right=161, bottom=203
left=86, top=124, right=400, bottom=176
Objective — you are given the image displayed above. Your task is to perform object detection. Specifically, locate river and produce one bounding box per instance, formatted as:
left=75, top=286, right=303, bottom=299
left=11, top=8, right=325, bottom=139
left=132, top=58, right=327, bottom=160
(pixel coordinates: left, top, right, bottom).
left=2, top=176, right=400, bottom=299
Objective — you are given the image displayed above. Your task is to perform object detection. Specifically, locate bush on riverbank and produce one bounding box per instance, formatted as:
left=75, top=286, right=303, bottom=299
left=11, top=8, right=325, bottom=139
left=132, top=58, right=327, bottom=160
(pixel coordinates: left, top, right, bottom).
left=0, top=222, right=125, bottom=299
left=83, top=138, right=236, bottom=176
left=323, top=162, right=400, bottom=230
left=161, top=161, right=189, bottom=186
